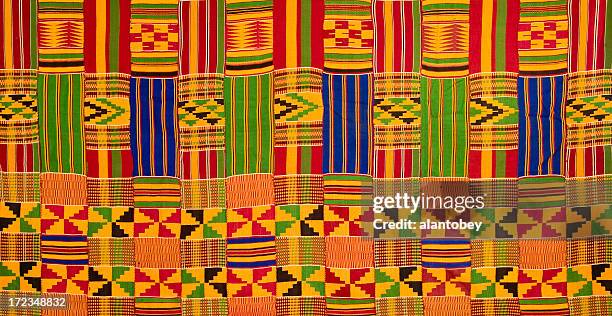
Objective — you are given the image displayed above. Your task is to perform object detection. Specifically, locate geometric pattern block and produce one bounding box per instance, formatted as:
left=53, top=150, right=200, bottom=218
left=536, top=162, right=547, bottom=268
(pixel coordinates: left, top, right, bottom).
left=568, top=296, right=612, bottom=316
left=517, top=0, right=568, bottom=76
left=0, top=261, right=41, bottom=292
left=133, top=177, right=181, bottom=208
left=519, top=297, right=569, bottom=316
left=375, top=266, right=423, bottom=297
left=518, top=268, right=567, bottom=298
left=134, top=268, right=182, bottom=298
left=567, top=264, right=612, bottom=297
left=41, top=205, right=88, bottom=235
left=181, top=267, right=227, bottom=298
left=469, top=208, right=519, bottom=239
left=87, top=207, right=135, bottom=238
left=134, top=297, right=182, bottom=316
left=471, top=239, right=519, bottom=268
left=517, top=176, right=566, bottom=210
left=422, top=268, right=471, bottom=297
left=180, top=238, right=227, bottom=268
left=88, top=266, right=135, bottom=297
left=471, top=298, right=521, bottom=316
left=227, top=267, right=276, bottom=297
left=323, top=0, right=373, bottom=73
left=181, top=297, right=228, bottom=316
left=41, top=234, right=88, bottom=265
left=276, top=266, right=326, bottom=297
left=420, top=0, right=470, bottom=78
left=471, top=267, right=518, bottom=298
left=567, top=235, right=612, bottom=267
left=227, top=205, right=275, bottom=237
left=423, top=296, right=471, bottom=315
left=323, top=174, right=373, bottom=207
left=0, top=202, right=40, bottom=233
left=325, top=267, right=375, bottom=298
left=519, top=239, right=567, bottom=269
left=88, top=237, right=135, bottom=266
left=134, top=237, right=181, bottom=269
left=37, top=0, right=84, bottom=73
left=421, top=239, right=471, bottom=269
left=374, top=238, right=421, bottom=267
left=375, top=297, right=424, bottom=316
left=567, top=204, right=612, bottom=238
left=323, top=205, right=372, bottom=237
left=325, top=297, right=376, bottom=316
left=226, top=236, right=276, bottom=268
left=86, top=297, right=135, bottom=316
left=224, top=0, right=273, bottom=76
left=276, top=296, right=327, bottom=316
left=133, top=208, right=181, bottom=238
left=275, top=205, right=324, bottom=237
left=517, top=207, right=567, bottom=238
left=325, top=236, right=374, bottom=269
left=41, top=264, right=88, bottom=295
left=180, top=208, right=226, bottom=239
left=275, top=237, right=326, bottom=266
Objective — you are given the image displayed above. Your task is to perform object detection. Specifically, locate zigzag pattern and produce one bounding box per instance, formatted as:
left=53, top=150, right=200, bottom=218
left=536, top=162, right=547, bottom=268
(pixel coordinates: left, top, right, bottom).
left=84, top=99, right=129, bottom=125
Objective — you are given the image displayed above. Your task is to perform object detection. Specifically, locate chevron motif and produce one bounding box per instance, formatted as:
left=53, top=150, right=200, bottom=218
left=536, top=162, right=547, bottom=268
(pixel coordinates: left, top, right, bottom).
left=178, top=99, right=225, bottom=127
left=470, top=97, right=518, bottom=125
left=566, top=95, right=612, bottom=124
left=374, top=97, right=421, bottom=125
left=422, top=23, right=469, bottom=52
left=38, top=21, right=84, bottom=48
left=84, top=99, right=129, bottom=125
left=274, top=92, right=322, bottom=122
left=0, top=95, right=37, bottom=120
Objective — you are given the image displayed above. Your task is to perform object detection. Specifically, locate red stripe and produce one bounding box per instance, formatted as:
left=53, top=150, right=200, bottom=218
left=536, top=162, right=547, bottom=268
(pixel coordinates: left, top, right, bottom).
left=570, top=0, right=580, bottom=72
left=274, top=146, right=287, bottom=175
left=596, top=0, right=606, bottom=67
left=469, top=0, right=482, bottom=73
left=587, top=0, right=596, bottom=70
left=0, top=1, right=5, bottom=68
left=198, top=1, right=208, bottom=73
left=311, top=145, right=322, bottom=174
left=180, top=2, right=188, bottom=73
left=490, top=0, right=498, bottom=70
left=567, top=148, right=575, bottom=177
left=121, top=149, right=133, bottom=177
left=392, top=1, right=402, bottom=72
left=585, top=147, right=593, bottom=176
left=310, top=0, right=324, bottom=69
left=273, top=0, right=286, bottom=69
left=506, top=0, right=520, bottom=72
left=119, top=0, right=131, bottom=73
left=86, top=150, right=99, bottom=178
left=469, top=150, right=481, bottom=178
left=595, top=145, right=605, bottom=175
left=209, top=0, right=218, bottom=73
left=182, top=152, right=191, bottom=179
left=403, top=2, right=413, bottom=72
left=404, top=148, right=413, bottom=178
left=506, top=149, right=518, bottom=177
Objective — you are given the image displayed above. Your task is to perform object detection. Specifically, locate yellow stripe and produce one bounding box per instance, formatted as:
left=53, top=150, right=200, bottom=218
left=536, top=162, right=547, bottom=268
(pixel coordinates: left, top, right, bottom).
left=481, top=150, right=493, bottom=178
left=3, top=2, right=13, bottom=67
left=481, top=1, right=493, bottom=72
left=384, top=2, right=393, bottom=72
left=286, top=0, right=297, bottom=68
left=189, top=2, right=199, bottom=72
left=578, top=0, right=588, bottom=71
left=98, top=150, right=109, bottom=178
left=96, top=0, right=106, bottom=71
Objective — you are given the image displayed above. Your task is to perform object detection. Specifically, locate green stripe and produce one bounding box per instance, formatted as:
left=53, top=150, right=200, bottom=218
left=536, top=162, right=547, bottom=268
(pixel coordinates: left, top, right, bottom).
left=109, top=0, right=120, bottom=72
left=412, top=1, right=421, bottom=71
left=301, top=0, right=312, bottom=67
left=134, top=201, right=181, bottom=208
left=606, top=2, right=612, bottom=68
left=217, top=0, right=225, bottom=72
left=496, top=0, right=507, bottom=71
left=30, top=0, right=38, bottom=68
left=71, top=74, right=84, bottom=174
left=247, top=77, right=258, bottom=173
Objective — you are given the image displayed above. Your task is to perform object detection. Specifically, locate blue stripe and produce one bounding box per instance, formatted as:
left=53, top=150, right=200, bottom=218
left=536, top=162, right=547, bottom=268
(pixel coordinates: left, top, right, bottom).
left=42, top=259, right=88, bottom=265
left=322, top=74, right=330, bottom=174
left=345, top=75, right=356, bottom=172
left=165, top=79, right=177, bottom=177
left=422, top=262, right=471, bottom=268
left=422, top=239, right=469, bottom=244
left=41, top=235, right=87, bottom=242
left=227, top=236, right=275, bottom=244
left=552, top=76, right=564, bottom=174
left=527, top=77, right=540, bottom=175
left=227, top=260, right=276, bottom=268
left=332, top=75, right=343, bottom=173
left=139, top=79, right=151, bottom=176
left=129, top=78, right=140, bottom=176
left=153, top=79, right=164, bottom=176
left=540, top=77, right=551, bottom=175
left=518, top=77, right=526, bottom=177
left=358, top=74, right=370, bottom=174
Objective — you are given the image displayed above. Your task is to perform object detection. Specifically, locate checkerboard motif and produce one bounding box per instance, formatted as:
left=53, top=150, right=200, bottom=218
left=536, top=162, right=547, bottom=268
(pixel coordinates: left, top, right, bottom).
left=0, top=0, right=611, bottom=315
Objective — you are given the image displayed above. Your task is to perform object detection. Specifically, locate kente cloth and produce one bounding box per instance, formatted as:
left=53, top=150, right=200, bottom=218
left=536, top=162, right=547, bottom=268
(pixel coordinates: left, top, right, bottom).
left=0, top=0, right=611, bottom=315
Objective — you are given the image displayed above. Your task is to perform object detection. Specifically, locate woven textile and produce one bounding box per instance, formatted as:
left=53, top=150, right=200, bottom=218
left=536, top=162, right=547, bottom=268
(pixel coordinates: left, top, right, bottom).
left=0, top=0, right=611, bottom=315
